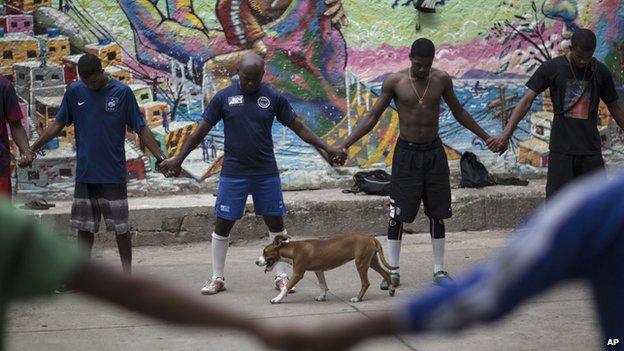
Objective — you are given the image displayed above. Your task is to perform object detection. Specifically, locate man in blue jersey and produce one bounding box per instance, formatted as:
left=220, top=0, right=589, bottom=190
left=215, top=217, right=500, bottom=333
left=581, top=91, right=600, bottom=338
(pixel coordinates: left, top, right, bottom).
left=260, top=170, right=624, bottom=350
left=159, top=53, right=346, bottom=295
left=23, top=54, right=167, bottom=274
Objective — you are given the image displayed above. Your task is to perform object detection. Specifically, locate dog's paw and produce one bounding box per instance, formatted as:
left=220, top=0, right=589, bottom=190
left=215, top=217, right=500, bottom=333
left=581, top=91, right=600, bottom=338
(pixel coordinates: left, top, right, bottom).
left=270, top=297, right=282, bottom=304
left=349, top=297, right=361, bottom=303
left=314, top=295, right=327, bottom=302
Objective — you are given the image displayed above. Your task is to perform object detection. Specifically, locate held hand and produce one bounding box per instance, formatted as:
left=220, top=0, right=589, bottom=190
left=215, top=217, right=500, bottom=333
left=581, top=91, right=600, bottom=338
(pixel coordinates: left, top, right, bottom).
left=17, top=150, right=36, bottom=168
left=158, top=157, right=182, bottom=178
left=326, top=145, right=348, bottom=166
left=486, top=135, right=510, bottom=154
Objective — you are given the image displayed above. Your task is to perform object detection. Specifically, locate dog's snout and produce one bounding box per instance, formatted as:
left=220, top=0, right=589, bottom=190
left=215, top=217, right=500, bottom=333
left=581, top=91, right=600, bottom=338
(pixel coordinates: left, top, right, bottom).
left=256, top=255, right=266, bottom=266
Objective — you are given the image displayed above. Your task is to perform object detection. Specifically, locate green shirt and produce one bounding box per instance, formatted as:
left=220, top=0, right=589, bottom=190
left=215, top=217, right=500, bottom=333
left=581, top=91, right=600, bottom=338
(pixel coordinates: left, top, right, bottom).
left=0, top=201, right=82, bottom=350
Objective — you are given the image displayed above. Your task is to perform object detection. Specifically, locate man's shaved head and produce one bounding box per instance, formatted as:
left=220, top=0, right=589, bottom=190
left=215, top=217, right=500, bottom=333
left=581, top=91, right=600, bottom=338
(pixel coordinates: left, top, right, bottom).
left=238, top=52, right=264, bottom=72
left=238, top=53, right=265, bottom=93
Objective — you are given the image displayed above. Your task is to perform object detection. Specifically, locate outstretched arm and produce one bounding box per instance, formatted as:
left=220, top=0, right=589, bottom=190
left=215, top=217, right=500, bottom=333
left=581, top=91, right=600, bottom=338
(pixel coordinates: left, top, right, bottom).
left=487, top=89, right=538, bottom=153
left=30, top=121, right=65, bottom=153
left=442, top=74, right=490, bottom=142
left=158, top=120, right=212, bottom=176
left=287, top=117, right=345, bottom=164
left=338, top=76, right=396, bottom=150
left=137, top=126, right=167, bottom=162
left=8, top=120, right=35, bottom=167
left=69, top=261, right=259, bottom=331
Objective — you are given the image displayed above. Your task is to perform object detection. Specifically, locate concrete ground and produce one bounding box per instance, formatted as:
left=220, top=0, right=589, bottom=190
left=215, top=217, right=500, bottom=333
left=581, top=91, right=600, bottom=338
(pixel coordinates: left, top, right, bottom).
left=6, top=230, right=600, bottom=351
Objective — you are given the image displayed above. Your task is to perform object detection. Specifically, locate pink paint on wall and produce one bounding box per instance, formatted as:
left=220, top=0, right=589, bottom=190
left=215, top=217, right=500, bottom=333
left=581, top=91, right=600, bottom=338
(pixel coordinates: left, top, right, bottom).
left=1, top=15, right=34, bottom=36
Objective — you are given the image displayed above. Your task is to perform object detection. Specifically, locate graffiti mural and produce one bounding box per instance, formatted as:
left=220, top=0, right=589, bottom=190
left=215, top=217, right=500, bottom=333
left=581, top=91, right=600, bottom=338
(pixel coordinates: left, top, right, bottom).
left=1, top=0, right=623, bottom=198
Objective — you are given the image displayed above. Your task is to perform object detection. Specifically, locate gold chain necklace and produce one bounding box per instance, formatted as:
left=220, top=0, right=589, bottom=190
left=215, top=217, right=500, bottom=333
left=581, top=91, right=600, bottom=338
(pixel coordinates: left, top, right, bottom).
left=409, top=72, right=431, bottom=105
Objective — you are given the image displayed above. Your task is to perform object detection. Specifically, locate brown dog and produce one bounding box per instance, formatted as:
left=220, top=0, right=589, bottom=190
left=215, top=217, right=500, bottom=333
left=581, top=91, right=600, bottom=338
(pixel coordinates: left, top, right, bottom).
left=255, top=233, right=397, bottom=304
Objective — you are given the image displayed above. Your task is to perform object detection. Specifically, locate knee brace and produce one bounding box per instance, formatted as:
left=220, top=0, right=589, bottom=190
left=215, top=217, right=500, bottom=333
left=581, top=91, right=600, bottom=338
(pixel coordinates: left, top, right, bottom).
left=429, top=218, right=445, bottom=239
left=387, top=219, right=404, bottom=240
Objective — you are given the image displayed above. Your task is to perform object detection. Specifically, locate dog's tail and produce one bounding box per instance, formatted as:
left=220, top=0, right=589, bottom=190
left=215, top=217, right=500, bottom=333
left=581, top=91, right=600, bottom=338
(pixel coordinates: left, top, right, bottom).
left=373, top=237, right=399, bottom=270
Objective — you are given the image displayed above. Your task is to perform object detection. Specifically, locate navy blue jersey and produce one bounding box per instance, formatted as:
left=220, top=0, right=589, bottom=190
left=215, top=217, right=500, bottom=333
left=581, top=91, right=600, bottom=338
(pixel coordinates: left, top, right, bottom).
left=202, top=83, right=296, bottom=178
left=56, top=79, right=145, bottom=183
left=398, top=171, right=624, bottom=348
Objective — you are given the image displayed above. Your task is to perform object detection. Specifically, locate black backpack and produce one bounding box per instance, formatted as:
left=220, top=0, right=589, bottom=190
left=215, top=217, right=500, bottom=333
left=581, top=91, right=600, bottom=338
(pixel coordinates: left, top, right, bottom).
left=344, top=170, right=391, bottom=195
left=459, top=152, right=496, bottom=188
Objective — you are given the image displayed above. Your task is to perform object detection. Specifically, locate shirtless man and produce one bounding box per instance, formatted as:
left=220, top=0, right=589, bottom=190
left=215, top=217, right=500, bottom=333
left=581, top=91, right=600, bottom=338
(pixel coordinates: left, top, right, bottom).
left=335, top=38, right=493, bottom=288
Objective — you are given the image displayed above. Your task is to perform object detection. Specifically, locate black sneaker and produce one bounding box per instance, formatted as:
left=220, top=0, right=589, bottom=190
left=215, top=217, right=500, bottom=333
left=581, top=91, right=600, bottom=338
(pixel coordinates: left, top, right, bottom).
left=433, top=271, right=453, bottom=286
left=380, top=272, right=400, bottom=290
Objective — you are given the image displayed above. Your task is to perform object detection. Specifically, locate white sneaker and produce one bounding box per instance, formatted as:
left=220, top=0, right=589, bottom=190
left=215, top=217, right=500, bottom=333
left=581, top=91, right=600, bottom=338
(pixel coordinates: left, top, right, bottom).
left=201, top=277, right=226, bottom=295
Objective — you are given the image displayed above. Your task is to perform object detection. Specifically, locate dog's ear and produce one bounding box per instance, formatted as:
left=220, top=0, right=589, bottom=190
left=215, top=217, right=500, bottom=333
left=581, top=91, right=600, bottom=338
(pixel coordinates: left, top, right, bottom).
left=272, top=234, right=290, bottom=246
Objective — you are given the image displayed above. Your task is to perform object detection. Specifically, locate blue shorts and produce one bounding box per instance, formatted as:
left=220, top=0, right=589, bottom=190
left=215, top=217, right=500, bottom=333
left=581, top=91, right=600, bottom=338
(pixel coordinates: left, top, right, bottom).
left=214, top=175, right=287, bottom=220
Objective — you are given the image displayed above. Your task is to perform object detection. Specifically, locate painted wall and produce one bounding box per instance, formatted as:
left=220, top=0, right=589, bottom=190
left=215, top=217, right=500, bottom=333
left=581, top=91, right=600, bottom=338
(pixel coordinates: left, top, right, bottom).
left=3, top=0, right=624, bottom=197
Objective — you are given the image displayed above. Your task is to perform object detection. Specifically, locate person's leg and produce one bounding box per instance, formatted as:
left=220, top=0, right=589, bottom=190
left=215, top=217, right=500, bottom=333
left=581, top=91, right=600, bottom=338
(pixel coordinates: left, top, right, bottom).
left=251, top=175, right=291, bottom=285
left=262, top=215, right=290, bottom=280
left=382, top=142, right=421, bottom=290
left=386, top=217, right=403, bottom=272
left=423, top=145, right=453, bottom=284
left=70, top=183, right=101, bottom=256
left=429, top=217, right=446, bottom=274
left=546, top=152, right=574, bottom=199
left=77, top=230, right=95, bottom=258
left=115, top=232, right=132, bottom=274
left=212, top=217, right=236, bottom=279
left=202, top=176, right=248, bottom=294
left=380, top=217, right=403, bottom=290
left=99, top=184, right=132, bottom=274
left=61, top=183, right=100, bottom=293
left=578, top=154, right=605, bottom=178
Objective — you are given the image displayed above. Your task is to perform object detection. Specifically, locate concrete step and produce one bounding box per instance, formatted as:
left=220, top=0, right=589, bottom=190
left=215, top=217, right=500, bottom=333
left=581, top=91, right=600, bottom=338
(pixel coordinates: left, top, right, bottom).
left=23, top=181, right=546, bottom=247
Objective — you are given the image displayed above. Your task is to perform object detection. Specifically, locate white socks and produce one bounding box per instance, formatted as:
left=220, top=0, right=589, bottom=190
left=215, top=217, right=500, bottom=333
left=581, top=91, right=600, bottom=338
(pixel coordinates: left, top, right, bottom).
left=269, top=230, right=290, bottom=278
left=387, top=239, right=401, bottom=274
left=211, top=232, right=229, bottom=279
left=432, top=238, right=445, bottom=273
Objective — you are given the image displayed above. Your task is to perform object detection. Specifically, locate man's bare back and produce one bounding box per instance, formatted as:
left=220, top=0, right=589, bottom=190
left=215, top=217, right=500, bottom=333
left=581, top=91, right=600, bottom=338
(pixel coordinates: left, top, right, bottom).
left=385, top=68, right=449, bottom=144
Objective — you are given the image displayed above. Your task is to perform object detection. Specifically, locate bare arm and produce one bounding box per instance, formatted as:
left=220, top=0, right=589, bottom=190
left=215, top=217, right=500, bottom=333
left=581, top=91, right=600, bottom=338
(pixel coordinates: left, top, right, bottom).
left=69, top=261, right=261, bottom=332
left=288, top=117, right=329, bottom=151
left=606, top=101, right=624, bottom=131
left=158, top=120, right=212, bottom=175
left=486, top=89, right=539, bottom=153
left=30, top=120, right=65, bottom=153
left=137, top=126, right=167, bottom=161
left=442, top=74, right=490, bottom=142
left=8, top=120, right=31, bottom=155
left=287, top=117, right=345, bottom=164
left=338, top=76, right=396, bottom=149
left=501, top=89, right=539, bottom=139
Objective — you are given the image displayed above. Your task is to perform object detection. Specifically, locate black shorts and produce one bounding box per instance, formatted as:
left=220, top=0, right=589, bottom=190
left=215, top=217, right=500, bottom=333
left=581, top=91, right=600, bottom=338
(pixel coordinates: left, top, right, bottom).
left=70, top=183, right=129, bottom=234
left=546, top=152, right=605, bottom=198
left=389, top=137, right=452, bottom=222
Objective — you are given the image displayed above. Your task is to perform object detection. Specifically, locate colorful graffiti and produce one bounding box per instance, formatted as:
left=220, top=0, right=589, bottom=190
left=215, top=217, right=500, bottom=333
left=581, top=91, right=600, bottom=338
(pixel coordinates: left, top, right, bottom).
left=1, top=0, right=623, bottom=198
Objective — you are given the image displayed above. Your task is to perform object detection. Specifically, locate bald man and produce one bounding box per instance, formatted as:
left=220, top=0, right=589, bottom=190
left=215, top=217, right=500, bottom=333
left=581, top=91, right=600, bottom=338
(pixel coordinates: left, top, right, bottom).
left=160, top=53, right=345, bottom=295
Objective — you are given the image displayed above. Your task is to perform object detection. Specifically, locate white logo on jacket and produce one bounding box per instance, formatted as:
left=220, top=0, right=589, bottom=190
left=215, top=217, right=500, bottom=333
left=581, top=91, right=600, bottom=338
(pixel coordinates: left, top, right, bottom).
left=257, top=96, right=270, bottom=109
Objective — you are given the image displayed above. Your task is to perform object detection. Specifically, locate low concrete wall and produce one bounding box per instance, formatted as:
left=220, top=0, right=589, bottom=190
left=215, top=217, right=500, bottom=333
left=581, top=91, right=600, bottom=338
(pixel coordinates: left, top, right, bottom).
left=26, top=182, right=545, bottom=247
